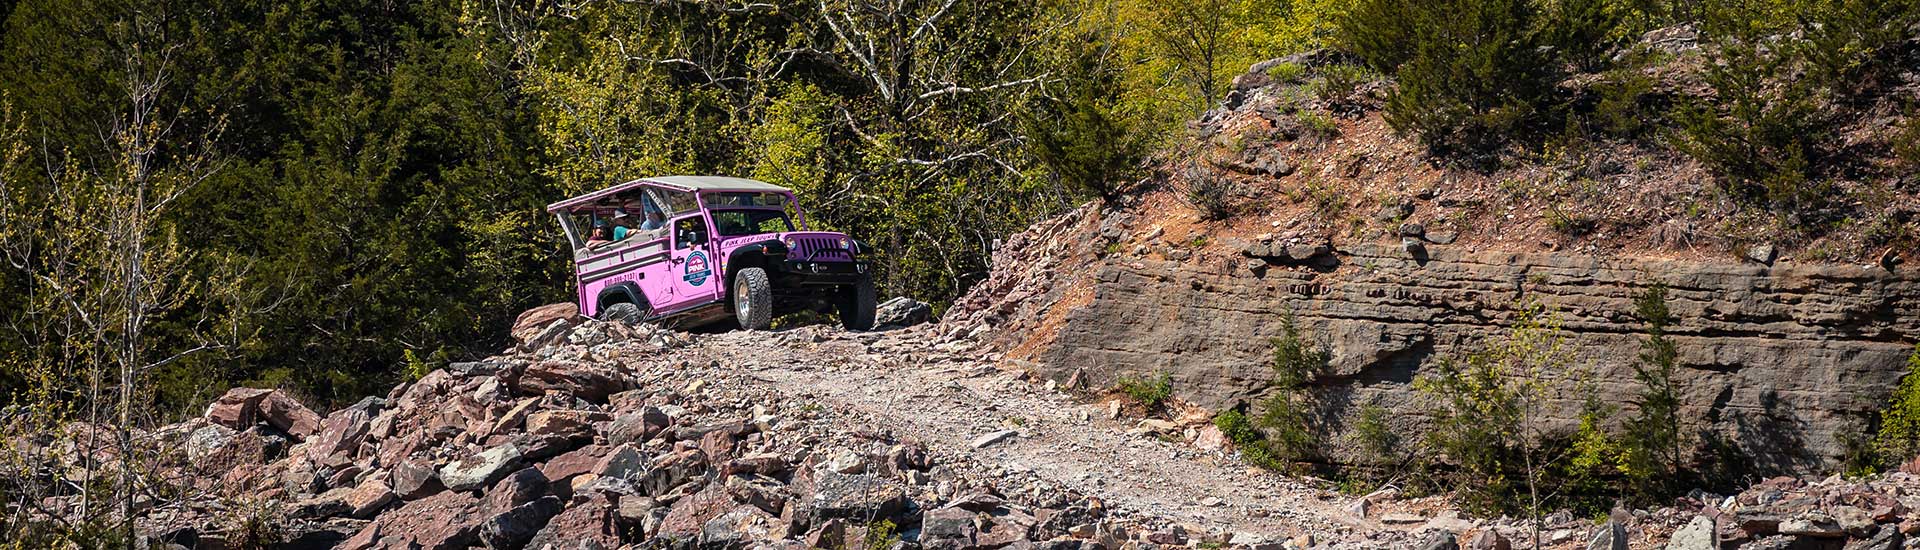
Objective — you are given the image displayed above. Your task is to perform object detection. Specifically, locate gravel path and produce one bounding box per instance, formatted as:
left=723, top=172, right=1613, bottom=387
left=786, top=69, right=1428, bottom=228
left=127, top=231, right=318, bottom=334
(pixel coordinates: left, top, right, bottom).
left=668, top=325, right=1389, bottom=543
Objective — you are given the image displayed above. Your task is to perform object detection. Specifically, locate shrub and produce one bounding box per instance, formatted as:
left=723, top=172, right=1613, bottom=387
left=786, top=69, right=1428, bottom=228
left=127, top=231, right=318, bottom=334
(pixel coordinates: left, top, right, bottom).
left=1026, top=42, right=1150, bottom=199
left=1341, top=0, right=1556, bottom=155
left=1538, top=0, right=1628, bottom=72
left=1619, top=284, right=1683, bottom=498
left=1674, top=0, right=1833, bottom=214
left=1256, top=315, right=1330, bottom=463
left=1896, top=117, right=1920, bottom=173
left=1216, top=408, right=1290, bottom=470
left=1117, top=372, right=1174, bottom=409
left=1416, top=302, right=1569, bottom=516
left=1797, top=0, right=1920, bottom=99
left=1589, top=65, right=1659, bottom=139
left=1873, top=344, right=1920, bottom=466
left=1268, top=62, right=1307, bottom=84
left=1298, top=111, right=1340, bottom=138
left=1348, top=405, right=1401, bottom=466
left=1312, top=65, right=1373, bottom=111
left=1178, top=164, right=1236, bottom=220
left=1546, top=204, right=1597, bottom=236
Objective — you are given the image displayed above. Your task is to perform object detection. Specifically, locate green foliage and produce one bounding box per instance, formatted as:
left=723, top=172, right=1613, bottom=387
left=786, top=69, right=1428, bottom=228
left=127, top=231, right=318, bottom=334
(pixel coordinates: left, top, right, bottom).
left=1673, top=0, right=1832, bottom=214
left=1269, top=63, right=1307, bottom=84
left=1618, top=284, right=1683, bottom=499
left=1178, top=165, right=1236, bottom=220
left=1416, top=302, right=1568, bottom=515
left=1588, top=65, right=1660, bottom=139
left=1298, top=111, right=1340, bottom=138
left=1254, top=315, right=1330, bottom=465
left=1312, top=65, right=1373, bottom=110
left=402, top=349, right=432, bottom=382
left=861, top=519, right=900, bottom=550
left=1270, top=315, right=1331, bottom=388
left=1795, top=0, right=1920, bottom=98
left=1341, top=0, right=1557, bottom=155
left=1215, top=408, right=1289, bottom=470
left=1546, top=204, right=1597, bottom=235
left=1872, top=345, right=1920, bottom=466
left=1026, top=36, right=1151, bottom=200
left=1348, top=405, right=1400, bottom=465
left=1539, top=0, right=1630, bottom=72
left=1117, top=372, right=1174, bottom=409
left=1896, top=116, right=1920, bottom=174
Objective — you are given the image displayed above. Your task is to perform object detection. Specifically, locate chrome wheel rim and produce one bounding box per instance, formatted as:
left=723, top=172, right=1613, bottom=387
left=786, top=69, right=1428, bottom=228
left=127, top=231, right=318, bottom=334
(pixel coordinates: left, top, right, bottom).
left=735, top=279, right=752, bottom=320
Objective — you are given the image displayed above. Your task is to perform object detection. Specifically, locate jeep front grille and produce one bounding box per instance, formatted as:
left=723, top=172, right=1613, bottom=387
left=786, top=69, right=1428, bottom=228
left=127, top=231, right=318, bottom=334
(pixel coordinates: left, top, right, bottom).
left=793, top=236, right=853, bottom=261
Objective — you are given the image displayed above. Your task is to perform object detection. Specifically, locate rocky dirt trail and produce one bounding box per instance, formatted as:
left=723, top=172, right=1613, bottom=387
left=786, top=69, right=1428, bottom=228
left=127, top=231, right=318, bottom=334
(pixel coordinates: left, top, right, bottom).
left=684, top=325, right=1369, bottom=542
left=66, top=300, right=1920, bottom=550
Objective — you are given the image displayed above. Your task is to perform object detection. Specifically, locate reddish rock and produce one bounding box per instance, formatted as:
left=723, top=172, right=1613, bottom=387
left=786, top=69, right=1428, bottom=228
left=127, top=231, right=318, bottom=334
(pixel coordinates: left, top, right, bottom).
left=511, top=303, right=582, bottom=349
left=701, top=505, right=780, bottom=547
left=661, top=483, right=736, bottom=539
left=700, top=429, right=739, bottom=463
left=805, top=518, right=849, bottom=549
left=205, top=388, right=324, bottom=441
left=608, top=406, right=673, bottom=445
left=539, top=444, right=610, bottom=484
left=440, top=444, right=524, bottom=492
left=518, top=361, right=626, bottom=402
left=341, top=490, right=483, bottom=550
left=722, top=453, right=789, bottom=478
left=526, top=409, right=608, bottom=437
left=524, top=493, right=621, bottom=549
left=344, top=479, right=396, bottom=518
left=487, top=398, right=540, bottom=437
left=480, top=495, right=564, bottom=550
left=486, top=467, right=551, bottom=515
left=592, top=444, right=650, bottom=481
left=391, top=459, right=443, bottom=500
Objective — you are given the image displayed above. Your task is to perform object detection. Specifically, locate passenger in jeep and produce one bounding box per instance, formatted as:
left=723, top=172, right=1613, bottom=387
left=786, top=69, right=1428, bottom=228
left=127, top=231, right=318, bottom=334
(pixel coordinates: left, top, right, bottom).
left=611, top=211, right=635, bottom=241
left=586, top=223, right=613, bottom=248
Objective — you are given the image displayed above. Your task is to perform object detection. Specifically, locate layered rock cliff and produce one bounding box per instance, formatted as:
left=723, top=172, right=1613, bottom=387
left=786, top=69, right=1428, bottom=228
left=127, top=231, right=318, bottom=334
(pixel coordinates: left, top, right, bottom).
left=944, top=199, right=1920, bottom=475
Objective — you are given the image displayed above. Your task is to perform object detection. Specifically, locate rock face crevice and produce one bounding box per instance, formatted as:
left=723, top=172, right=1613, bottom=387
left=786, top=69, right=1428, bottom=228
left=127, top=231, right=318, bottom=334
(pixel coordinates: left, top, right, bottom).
left=945, top=204, right=1920, bottom=475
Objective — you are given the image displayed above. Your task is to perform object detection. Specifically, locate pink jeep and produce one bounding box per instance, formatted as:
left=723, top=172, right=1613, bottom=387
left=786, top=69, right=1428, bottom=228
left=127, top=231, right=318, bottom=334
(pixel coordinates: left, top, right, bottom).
left=547, top=176, right=876, bottom=330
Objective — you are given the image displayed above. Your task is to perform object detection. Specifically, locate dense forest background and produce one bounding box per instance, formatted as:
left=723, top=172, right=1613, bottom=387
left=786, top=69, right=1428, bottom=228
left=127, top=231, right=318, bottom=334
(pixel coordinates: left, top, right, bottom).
left=0, top=0, right=1319, bottom=412
left=1, top=0, right=1914, bottom=419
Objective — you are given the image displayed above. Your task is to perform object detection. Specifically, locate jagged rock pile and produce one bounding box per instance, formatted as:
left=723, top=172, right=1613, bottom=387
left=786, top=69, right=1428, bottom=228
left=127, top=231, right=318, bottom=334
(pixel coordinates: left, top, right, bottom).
left=131, top=318, right=1126, bottom=550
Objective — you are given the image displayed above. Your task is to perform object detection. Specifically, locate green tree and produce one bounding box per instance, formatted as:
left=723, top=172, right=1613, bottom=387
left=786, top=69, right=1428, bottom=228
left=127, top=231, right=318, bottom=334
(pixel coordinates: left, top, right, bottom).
left=1619, top=284, right=1683, bottom=499
left=1417, top=302, right=1571, bottom=543
left=1339, top=0, right=1557, bottom=155
left=1873, top=345, right=1920, bottom=465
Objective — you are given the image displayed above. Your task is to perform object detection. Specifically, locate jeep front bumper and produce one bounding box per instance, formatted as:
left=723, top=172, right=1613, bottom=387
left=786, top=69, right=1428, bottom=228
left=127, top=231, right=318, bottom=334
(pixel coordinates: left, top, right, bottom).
left=777, top=259, right=869, bottom=284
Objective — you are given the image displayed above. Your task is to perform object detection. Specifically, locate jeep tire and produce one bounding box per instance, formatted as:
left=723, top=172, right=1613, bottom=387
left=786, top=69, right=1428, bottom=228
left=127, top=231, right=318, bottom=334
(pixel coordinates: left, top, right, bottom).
left=838, top=277, right=878, bottom=331
left=599, top=302, right=644, bottom=325
left=733, top=267, right=773, bottom=330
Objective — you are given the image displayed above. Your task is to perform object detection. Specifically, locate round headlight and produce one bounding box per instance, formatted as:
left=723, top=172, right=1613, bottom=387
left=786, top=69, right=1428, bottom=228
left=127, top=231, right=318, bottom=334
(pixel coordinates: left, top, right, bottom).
left=839, top=237, right=852, bottom=250
left=783, top=237, right=797, bottom=248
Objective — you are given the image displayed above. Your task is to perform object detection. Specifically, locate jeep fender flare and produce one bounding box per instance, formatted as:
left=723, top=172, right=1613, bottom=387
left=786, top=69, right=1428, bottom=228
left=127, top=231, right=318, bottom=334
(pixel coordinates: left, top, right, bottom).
left=723, top=241, right=788, bottom=294
left=595, top=283, right=648, bottom=314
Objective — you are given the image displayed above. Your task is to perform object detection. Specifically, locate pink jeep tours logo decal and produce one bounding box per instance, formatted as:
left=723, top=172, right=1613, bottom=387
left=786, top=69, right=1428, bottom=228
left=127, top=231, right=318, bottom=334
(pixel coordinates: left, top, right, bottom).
left=683, top=251, right=711, bottom=286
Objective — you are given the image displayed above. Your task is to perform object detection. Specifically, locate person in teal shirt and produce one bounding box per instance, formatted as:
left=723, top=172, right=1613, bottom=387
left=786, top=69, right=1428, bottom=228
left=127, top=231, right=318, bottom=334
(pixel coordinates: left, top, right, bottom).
left=611, top=210, right=634, bottom=241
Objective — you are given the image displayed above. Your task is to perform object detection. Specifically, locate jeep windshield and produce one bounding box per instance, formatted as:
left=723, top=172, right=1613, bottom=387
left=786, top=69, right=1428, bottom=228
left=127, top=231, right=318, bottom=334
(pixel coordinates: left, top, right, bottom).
left=711, top=208, right=794, bottom=237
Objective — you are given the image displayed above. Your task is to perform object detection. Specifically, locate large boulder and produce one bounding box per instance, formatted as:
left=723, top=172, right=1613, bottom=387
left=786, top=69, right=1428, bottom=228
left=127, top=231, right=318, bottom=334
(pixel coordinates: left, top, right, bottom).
left=205, top=388, right=324, bottom=441
left=479, top=496, right=563, bottom=550
left=512, top=303, right=583, bottom=350
left=874, top=297, right=933, bottom=328
left=805, top=472, right=907, bottom=520
left=441, top=444, right=525, bottom=492
left=661, top=483, right=737, bottom=539
left=340, top=490, right=485, bottom=550
left=307, top=407, right=372, bottom=466
left=516, top=361, right=627, bottom=402
left=524, top=493, right=621, bottom=550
